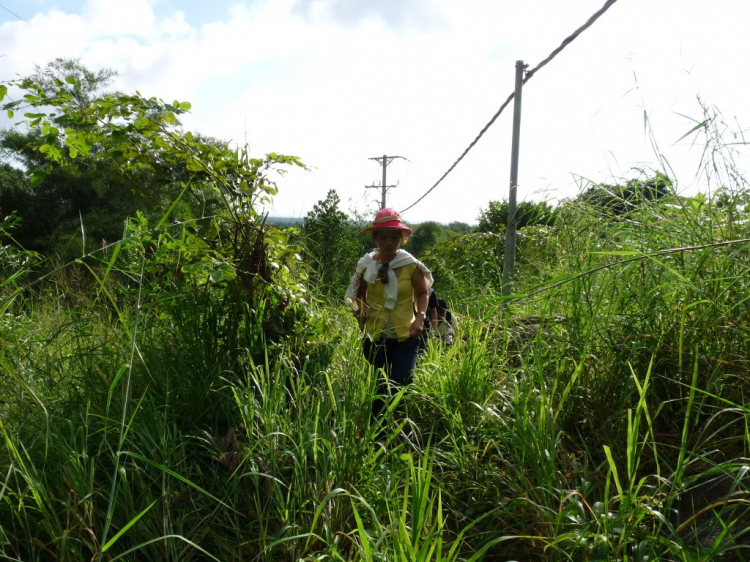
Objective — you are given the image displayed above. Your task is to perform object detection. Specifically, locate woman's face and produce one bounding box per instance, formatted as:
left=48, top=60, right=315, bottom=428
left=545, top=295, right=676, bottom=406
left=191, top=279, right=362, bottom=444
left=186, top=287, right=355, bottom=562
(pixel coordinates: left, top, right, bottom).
left=373, top=229, right=403, bottom=255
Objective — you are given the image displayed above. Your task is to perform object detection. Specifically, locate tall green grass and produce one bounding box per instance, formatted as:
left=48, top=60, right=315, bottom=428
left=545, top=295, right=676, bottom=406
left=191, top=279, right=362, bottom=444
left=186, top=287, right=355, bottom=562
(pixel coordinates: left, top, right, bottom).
left=3, top=106, right=750, bottom=560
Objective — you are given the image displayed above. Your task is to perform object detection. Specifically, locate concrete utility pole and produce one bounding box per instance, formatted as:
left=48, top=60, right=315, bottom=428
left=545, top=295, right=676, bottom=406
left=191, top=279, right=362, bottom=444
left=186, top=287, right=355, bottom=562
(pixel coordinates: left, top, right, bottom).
left=502, top=60, right=527, bottom=297
left=366, top=155, right=408, bottom=209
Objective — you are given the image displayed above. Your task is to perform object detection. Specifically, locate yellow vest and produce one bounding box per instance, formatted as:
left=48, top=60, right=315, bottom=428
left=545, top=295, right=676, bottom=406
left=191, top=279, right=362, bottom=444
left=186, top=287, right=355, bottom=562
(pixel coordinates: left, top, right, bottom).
left=364, top=262, right=417, bottom=342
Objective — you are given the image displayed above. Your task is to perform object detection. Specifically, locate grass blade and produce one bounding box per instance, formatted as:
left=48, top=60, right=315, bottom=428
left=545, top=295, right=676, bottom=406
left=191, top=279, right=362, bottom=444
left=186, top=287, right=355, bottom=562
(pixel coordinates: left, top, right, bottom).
left=101, top=498, right=159, bottom=552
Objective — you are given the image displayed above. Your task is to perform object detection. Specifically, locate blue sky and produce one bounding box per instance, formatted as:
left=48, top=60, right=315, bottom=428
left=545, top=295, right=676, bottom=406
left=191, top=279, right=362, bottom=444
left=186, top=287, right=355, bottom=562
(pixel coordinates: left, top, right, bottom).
left=2, top=0, right=750, bottom=223
left=2, top=0, right=237, bottom=28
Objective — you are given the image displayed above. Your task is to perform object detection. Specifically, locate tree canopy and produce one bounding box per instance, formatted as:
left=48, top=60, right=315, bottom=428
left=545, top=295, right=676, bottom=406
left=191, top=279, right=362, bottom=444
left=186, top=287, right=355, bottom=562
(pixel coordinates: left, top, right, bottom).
left=476, top=199, right=556, bottom=233
left=301, top=189, right=366, bottom=297
left=0, top=59, right=240, bottom=259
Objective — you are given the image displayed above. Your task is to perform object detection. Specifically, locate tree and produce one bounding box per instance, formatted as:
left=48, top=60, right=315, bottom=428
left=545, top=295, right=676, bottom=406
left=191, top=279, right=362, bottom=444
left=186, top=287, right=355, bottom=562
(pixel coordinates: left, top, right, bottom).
left=302, top=189, right=364, bottom=297
left=477, top=199, right=556, bottom=234
left=446, top=221, right=472, bottom=236
left=407, top=221, right=444, bottom=258
left=28, top=58, right=118, bottom=109
left=0, top=128, right=160, bottom=258
left=1, top=59, right=311, bottom=368
left=0, top=59, right=223, bottom=259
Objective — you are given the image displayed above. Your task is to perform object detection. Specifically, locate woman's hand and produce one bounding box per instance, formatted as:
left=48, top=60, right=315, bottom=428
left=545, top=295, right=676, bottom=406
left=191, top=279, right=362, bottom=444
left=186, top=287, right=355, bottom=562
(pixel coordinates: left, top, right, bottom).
left=409, top=315, right=425, bottom=338
left=356, top=304, right=369, bottom=331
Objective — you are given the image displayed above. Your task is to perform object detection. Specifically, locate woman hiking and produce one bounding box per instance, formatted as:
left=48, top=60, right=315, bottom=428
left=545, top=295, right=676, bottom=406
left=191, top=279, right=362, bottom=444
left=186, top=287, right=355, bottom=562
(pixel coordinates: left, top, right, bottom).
left=345, top=208, right=433, bottom=421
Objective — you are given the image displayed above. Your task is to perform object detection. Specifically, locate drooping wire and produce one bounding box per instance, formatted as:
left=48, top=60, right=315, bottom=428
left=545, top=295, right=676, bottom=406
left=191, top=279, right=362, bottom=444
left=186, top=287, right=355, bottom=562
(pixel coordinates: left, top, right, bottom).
left=400, top=0, right=620, bottom=214
left=0, top=3, right=27, bottom=22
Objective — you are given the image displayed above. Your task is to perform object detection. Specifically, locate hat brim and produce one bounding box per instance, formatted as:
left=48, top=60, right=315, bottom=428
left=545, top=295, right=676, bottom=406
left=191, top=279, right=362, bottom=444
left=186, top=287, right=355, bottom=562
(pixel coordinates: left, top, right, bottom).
left=363, top=224, right=412, bottom=236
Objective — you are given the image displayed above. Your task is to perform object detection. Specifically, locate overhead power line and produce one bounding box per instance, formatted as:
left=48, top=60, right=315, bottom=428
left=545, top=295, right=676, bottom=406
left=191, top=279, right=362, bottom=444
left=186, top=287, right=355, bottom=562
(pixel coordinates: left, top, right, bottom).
left=400, top=0, right=620, bottom=214
left=0, top=3, right=27, bottom=22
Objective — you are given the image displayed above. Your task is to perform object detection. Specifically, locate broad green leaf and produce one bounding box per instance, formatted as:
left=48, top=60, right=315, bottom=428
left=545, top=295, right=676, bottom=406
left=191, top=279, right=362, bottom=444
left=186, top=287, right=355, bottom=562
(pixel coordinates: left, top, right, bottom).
left=217, top=264, right=236, bottom=281
left=6, top=109, right=13, bottom=119
left=29, top=173, right=45, bottom=187
left=178, top=101, right=192, bottom=111
left=182, top=262, right=206, bottom=274
left=0, top=85, right=7, bottom=102
left=69, top=146, right=78, bottom=158
left=65, top=76, right=78, bottom=85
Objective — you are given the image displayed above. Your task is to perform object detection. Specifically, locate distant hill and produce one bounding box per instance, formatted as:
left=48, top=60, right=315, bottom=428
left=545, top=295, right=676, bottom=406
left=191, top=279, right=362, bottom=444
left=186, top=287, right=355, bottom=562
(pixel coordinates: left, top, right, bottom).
left=265, top=216, right=304, bottom=227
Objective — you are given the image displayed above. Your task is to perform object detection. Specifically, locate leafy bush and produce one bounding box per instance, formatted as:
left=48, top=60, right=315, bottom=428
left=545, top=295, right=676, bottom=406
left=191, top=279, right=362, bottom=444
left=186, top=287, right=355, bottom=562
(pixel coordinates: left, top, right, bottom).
left=477, top=198, right=556, bottom=233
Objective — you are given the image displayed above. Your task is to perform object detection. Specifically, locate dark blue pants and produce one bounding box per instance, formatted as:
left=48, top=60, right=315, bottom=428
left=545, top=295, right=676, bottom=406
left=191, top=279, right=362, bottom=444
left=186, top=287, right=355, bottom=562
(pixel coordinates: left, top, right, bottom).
left=363, top=337, right=420, bottom=419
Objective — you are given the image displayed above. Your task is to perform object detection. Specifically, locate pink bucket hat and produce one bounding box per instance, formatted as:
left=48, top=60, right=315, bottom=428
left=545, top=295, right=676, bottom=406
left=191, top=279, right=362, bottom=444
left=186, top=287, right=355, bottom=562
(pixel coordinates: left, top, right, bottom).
left=363, top=208, right=412, bottom=236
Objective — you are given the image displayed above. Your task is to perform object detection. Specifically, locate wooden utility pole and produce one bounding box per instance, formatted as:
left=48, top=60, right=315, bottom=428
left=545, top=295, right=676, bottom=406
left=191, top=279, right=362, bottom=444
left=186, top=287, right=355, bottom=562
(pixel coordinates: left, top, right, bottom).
left=366, top=155, right=407, bottom=209
left=502, top=60, right=527, bottom=297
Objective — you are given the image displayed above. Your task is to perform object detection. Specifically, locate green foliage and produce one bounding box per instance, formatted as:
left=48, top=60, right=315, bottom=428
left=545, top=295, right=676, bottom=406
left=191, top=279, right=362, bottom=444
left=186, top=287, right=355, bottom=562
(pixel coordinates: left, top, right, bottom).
left=28, top=57, right=119, bottom=108
left=477, top=198, right=556, bottom=233
left=0, top=212, right=39, bottom=290
left=445, top=221, right=472, bottom=236
left=423, top=224, right=555, bottom=300
left=0, top=60, right=220, bottom=260
left=576, top=172, right=671, bottom=215
left=424, top=231, right=504, bottom=296
left=407, top=220, right=444, bottom=258
left=398, top=220, right=474, bottom=259
left=0, top=129, right=162, bottom=259
left=0, top=60, right=315, bottom=404
left=301, top=189, right=368, bottom=298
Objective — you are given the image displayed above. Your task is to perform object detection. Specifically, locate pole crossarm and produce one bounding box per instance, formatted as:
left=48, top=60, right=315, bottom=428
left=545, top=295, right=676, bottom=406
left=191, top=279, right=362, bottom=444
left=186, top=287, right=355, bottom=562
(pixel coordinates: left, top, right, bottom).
left=369, top=156, right=408, bottom=166
left=367, top=155, right=409, bottom=209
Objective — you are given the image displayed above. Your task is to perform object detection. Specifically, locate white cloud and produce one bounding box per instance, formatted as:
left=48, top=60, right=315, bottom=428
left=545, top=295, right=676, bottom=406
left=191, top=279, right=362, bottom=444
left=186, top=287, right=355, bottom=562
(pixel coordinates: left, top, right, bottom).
left=82, top=0, right=157, bottom=39
left=292, top=0, right=448, bottom=30
left=1, top=0, right=749, bottom=223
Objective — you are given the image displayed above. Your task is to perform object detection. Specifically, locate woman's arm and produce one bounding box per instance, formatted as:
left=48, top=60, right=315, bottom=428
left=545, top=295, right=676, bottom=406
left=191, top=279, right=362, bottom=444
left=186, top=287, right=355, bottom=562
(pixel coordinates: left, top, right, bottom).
left=410, top=267, right=428, bottom=338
